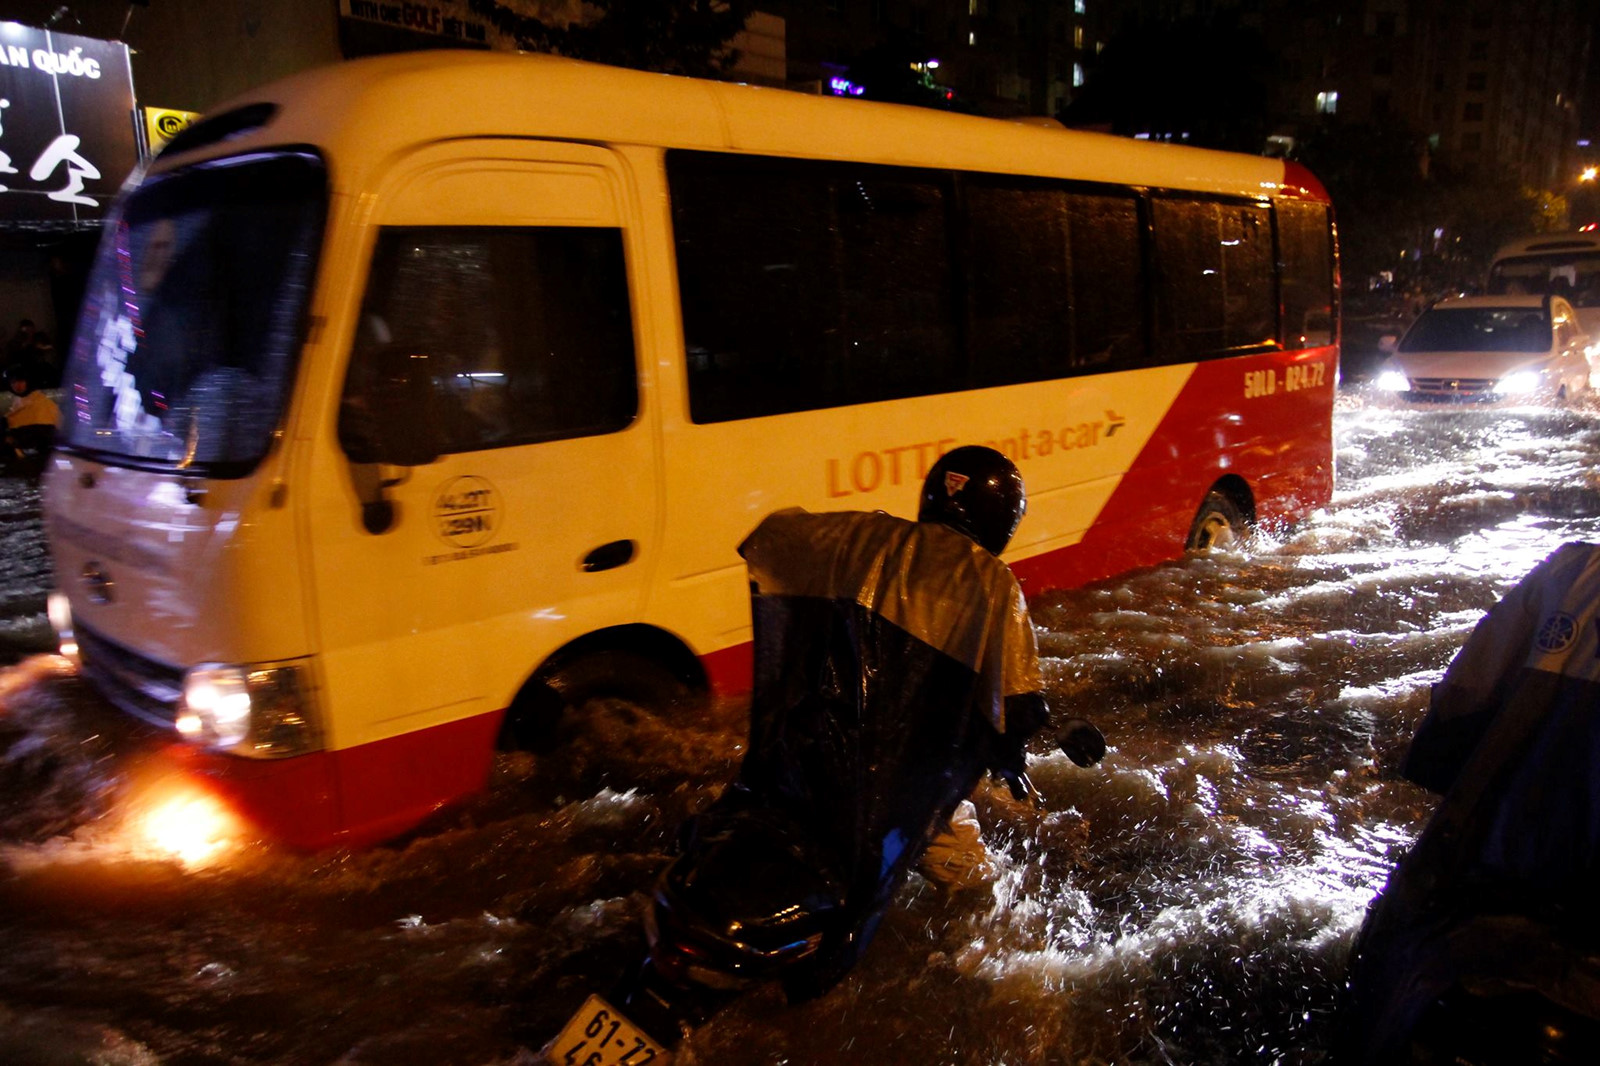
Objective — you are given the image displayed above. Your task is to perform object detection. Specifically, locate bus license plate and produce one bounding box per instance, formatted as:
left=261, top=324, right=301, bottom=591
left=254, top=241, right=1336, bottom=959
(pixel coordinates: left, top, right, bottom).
left=546, top=994, right=666, bottom=1065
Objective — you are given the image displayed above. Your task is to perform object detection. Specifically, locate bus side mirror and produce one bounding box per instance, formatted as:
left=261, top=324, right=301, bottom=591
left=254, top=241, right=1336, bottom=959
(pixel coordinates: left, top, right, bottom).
left=339, top=346, right=443, bottom=468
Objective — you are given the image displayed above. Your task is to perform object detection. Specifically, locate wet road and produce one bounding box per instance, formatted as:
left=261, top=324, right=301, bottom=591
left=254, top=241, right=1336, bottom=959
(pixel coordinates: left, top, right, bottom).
left=4, top=389, right=1600, bottom=1064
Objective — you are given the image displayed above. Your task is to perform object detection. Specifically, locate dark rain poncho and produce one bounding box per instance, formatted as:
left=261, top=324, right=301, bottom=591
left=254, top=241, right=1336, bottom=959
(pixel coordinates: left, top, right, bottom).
left=665, top=508, right=1047, bottom=998
left=1344, top=542, right=1600, bottom=1061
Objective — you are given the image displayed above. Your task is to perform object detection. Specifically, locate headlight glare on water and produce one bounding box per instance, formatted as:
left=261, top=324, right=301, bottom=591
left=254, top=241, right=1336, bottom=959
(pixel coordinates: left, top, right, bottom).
left=1375, top=370, right=1410, bottom=392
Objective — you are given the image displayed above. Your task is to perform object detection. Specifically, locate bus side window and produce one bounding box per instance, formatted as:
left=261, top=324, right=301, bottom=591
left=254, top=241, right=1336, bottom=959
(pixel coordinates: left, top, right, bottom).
left=1067, top=192, right=1145, bottom=370
left=671, top=154, right=838, bottom=423
left=1152, top=198, right=1275, bottom=361
left=1277, top=200, right=1335, bottom=349
left=834, top=172, right=958, bottom=403
left=964, top=179, right=1073, bottom=387
left=670, top=151, right=959, bottom=422
left=961, top=180, right=1147, bottom=384
left=339, top=226, right=637, bottom=459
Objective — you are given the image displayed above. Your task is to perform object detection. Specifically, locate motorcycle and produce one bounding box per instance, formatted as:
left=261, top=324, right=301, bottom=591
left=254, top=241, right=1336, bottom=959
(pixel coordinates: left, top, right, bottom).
left=540, top=705, right=1101, bottom=1063
left=543, top=492, right=1105, bottom=1063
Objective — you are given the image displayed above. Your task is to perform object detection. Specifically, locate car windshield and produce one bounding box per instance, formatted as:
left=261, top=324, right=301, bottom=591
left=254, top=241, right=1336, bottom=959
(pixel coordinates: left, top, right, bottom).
left=58, top=151, right=326, bottom=476
left=1398, top=307, right=1552, bottom=354
left=1487, top=252, right=1600, bottom=309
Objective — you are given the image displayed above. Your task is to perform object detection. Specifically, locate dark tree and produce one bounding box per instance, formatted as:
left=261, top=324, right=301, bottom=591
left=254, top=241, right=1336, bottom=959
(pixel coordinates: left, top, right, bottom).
left=1295, top=121, right=1560, bottom=291
left=1293, top=122, right=1433, bottom=286
left=1062, top=13, right=1274, bottom=153
left=466, top=0, right=753, bottom=77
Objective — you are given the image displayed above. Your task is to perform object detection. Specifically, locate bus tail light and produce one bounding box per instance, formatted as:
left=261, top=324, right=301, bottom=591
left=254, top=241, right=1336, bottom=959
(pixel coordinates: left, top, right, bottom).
left=179, top=662, right=323, bottom=758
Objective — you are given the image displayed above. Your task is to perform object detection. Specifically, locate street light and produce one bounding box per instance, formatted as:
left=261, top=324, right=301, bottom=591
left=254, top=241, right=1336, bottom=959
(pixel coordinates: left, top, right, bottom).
left=1582, top=166, right=1598, bottom=183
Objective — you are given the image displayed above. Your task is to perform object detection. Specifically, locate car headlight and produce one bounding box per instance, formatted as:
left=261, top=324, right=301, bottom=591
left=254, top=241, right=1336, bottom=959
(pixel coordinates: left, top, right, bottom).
left=1375, top=370, right=1411, bottom=392
left=1494, top=370, right=1541, bottom=395
left=178, top=662, right=322, bottom=758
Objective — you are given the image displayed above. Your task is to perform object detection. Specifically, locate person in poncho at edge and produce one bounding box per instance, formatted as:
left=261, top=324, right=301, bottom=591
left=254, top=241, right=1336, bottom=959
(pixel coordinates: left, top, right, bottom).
left=1342, top=542, right=1600, bottom=1063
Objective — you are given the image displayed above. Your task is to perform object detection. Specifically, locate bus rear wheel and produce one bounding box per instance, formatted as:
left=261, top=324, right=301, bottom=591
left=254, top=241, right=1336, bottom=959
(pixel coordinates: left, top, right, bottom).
left=1186, top=491, right=1247, bottom=551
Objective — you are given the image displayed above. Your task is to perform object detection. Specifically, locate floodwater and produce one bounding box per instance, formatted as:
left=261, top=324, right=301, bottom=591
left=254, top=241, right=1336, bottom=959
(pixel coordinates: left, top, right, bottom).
left=5, top=390, right=1600, bottom=1065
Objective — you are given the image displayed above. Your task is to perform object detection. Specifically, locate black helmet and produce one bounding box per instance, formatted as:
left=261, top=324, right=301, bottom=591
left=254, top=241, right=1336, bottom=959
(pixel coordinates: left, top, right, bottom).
left=918, top=445, right=1026, bottom=555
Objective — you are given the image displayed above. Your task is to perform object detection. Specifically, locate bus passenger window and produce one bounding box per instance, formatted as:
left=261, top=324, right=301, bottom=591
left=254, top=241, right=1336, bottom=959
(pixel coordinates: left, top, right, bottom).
left=1152, top=198, right=1275, bottom=361
left=1067, top=193, right=1145, bottom=369
left=339, top=226, right=637, bottom=459
left=669, top=151, right=957, bottom=422
left=1221, top=206, right=1274, bottom=348
left=1277, top=200, right=1335, bottom=349
left=671, top=155, right=838, bottom=422
left=835, top=175, right=957, bottom=402
left=964, top=181, right=1072, bottom=387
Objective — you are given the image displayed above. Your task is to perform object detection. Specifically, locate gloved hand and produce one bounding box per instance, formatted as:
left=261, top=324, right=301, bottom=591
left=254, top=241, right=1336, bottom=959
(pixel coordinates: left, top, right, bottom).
left=991, top=767, right=1042, bottom=806
left=1057, top=718, right=1107, bottom=767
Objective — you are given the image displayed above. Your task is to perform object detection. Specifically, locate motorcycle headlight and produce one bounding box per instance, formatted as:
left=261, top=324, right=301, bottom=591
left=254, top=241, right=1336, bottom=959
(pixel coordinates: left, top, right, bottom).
left=1494, top=370, right=1541, bottom=395
left=1375, top=370, right=1411, bottom=392
left=178, top=662, right=322, bottom=758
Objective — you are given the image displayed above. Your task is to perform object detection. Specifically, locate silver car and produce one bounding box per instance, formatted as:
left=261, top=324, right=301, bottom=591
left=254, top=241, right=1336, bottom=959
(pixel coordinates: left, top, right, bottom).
left=1374, top=294, right=1594, bottom=402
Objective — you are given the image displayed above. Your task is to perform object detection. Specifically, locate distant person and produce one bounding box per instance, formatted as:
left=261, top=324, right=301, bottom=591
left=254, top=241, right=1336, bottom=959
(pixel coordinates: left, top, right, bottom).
left=3, top=317, right=36, bottom=364
left=26, top=330, right=59, bottom=388
left=4, top=362, right=59, bottom=476
left=1342, top=542, right=1600, bottom=1063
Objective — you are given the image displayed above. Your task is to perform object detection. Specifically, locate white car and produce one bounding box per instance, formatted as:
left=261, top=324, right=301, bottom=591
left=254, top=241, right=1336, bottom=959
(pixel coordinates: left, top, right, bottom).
left=1374, top=294, right=1593, bottom=402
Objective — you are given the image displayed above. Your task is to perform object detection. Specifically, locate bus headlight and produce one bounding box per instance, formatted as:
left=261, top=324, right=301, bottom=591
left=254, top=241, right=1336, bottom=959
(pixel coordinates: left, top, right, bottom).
left=47, top=591, right=77, bottom=659
left=1494, top=371, right=1540, bottom=395
left=178, top=662, right=322, bottom=758
left=1375, top=370, right=1410, bottom=392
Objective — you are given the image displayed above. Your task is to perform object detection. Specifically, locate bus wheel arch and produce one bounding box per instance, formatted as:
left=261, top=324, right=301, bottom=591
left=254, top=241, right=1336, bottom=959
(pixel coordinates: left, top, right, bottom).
left=1186, top=477, right=1254, bottom=551
left=497, top=625, right=709, bottom=752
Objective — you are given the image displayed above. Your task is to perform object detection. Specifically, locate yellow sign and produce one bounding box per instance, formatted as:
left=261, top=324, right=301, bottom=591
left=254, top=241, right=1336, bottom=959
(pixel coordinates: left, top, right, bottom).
left=143, top=107, right=200, bottom=154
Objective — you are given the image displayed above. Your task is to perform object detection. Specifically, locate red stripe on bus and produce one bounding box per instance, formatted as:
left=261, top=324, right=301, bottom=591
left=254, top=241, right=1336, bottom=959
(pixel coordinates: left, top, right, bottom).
left=1020, top=347, right=1336, bottom=598
left=165, top=709, right=504, bottom=851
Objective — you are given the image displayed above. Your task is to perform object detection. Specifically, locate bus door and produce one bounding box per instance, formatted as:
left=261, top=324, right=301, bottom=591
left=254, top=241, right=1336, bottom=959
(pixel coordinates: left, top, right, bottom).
left=302, top=141, right=658, bottom=766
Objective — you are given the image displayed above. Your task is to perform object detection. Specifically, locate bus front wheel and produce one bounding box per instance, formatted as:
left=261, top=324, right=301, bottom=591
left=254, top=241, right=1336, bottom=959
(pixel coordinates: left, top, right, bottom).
left=500, top=649, right=694, bottom=752
left=1186, top=491, right=1247, bottom=551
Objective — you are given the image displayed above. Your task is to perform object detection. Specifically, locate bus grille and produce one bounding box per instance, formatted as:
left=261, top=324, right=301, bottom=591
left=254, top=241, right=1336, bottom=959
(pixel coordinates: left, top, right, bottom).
left=1406, top=377, right=1498, bottom=400
left=76, top=623, right=184, bottom=729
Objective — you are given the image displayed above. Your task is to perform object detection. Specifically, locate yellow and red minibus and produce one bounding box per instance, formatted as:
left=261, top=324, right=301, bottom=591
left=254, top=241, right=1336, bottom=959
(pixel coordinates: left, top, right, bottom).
left=1487, top=232, right=1600, bottom=341
left=43, top=51, right=1337, bottom=850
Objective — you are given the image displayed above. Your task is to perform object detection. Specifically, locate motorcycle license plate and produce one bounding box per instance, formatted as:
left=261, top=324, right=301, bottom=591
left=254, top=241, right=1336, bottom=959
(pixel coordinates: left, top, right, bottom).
left=546, top=994, right=667, bottom=1065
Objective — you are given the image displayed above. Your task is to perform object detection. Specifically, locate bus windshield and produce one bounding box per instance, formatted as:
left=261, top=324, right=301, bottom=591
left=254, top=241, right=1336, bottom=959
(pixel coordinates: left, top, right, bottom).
left=58, top=151, right=326, bottom=476
left=1487, top=252, right=1600, bottom=309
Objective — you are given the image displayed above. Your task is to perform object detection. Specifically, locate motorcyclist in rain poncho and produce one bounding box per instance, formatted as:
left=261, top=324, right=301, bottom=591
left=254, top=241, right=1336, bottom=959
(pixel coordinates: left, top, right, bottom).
left=1343, top=542, right=1600, bottom=1064
left=629, top=446, right=1105, bottom=1029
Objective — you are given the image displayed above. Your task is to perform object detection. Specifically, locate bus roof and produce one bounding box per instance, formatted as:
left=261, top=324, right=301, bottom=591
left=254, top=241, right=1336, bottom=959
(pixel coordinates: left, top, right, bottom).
left=154, top=50, right=1318, bottom=205
left=1492, top=233, right=1600, bottom=261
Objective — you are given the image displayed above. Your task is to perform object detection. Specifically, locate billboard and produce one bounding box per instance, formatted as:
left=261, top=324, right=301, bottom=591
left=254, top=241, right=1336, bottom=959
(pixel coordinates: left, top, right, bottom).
left=0, top=22, right=137, bottom=227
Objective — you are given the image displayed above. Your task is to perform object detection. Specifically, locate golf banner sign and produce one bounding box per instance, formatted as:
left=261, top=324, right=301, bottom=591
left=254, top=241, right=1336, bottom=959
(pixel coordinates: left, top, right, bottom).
left=0, top=22, right=137, bottom=227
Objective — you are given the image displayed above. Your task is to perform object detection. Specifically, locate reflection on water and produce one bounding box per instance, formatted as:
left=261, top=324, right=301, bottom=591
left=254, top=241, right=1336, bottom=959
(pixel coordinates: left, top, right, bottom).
left=4, top=393, right=1600, bottom=1063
